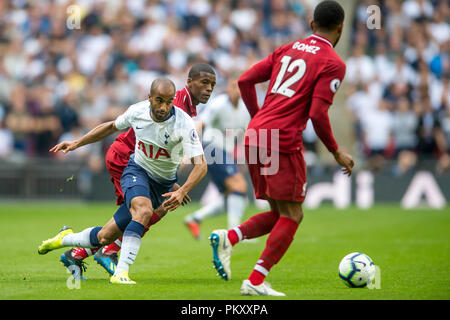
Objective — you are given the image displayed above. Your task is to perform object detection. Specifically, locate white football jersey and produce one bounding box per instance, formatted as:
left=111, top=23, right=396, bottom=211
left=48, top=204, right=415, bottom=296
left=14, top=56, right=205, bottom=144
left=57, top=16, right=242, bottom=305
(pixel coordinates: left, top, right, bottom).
left=115, top=100, right=204, bottom=183
left=198, top=93, right=251, bottom=153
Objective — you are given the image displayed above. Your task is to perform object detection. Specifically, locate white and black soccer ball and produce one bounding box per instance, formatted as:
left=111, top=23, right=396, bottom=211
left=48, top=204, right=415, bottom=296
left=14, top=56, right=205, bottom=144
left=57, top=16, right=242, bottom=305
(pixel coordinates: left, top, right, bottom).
left=338, top=252, right=376, bottom=288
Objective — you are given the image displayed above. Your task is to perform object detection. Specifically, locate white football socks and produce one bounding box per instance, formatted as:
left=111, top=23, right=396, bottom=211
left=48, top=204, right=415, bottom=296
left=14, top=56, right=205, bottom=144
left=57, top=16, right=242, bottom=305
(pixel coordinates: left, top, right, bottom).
left=61, top=227, right=96, bottom=247
left=227, top=193, right=246, bottom=229
left=115, top=232, right=142, bottom=275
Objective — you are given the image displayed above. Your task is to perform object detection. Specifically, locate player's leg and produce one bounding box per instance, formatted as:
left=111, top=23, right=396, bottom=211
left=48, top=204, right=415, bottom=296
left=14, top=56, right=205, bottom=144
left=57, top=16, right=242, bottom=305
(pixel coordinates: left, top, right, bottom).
left=241, top=150, right=306, bottom=296
left=110, top=156, right=153, bottom=284
left=223, top=172, right=247, bottom=229
left=62, top=148, right=128, bottom=274
left=60, top=217, right=121, bottom=280
left=110, top=177, right=174, bottom=283
left=214, top=145, right=276, bottom=247
left=227, top=198, right=280, bottom=245
left=95, top=199, right=167, bottom=275
left=37, top=216, right=121, bottom=255
left=87, top=148, right=163, bottom=275
left=111, top=194, right=152, bottom=285
left=209, top=198, right=280, bottom=281
left=240, top=199, right=302, bottom=296
left=59, top=203, right=128, bottom=276
left=209, top=146, right=262, bottom=280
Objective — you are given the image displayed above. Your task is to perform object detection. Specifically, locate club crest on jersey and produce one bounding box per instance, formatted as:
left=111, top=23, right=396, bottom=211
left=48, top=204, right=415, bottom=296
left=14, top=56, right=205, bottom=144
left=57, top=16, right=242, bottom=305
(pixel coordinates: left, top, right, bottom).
left=330, top=79, right=341, bottom=93
left=137, top=141, right=170, bottom=159
left=164, top=133, right=170, bottom=145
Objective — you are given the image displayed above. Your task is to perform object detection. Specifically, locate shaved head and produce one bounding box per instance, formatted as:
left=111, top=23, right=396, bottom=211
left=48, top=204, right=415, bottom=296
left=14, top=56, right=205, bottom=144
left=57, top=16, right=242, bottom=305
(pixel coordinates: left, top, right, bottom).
left=150, top=78, right=176, bottom=96
left=148, top=77, right=176, bottom=122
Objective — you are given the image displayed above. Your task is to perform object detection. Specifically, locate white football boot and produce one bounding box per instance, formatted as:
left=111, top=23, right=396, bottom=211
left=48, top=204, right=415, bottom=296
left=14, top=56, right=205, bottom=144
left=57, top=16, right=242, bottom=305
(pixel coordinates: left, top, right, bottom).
left=209, top=229, right=232, bottom=281
left=240, top=280, right=286, bottom=296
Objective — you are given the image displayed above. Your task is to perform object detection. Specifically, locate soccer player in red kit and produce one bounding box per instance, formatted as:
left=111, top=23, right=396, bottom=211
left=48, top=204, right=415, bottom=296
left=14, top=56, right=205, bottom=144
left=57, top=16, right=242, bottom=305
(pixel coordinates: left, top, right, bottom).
left=60, top=64, right=216, bottom=278
left=209, top=1, right=354, bottom=296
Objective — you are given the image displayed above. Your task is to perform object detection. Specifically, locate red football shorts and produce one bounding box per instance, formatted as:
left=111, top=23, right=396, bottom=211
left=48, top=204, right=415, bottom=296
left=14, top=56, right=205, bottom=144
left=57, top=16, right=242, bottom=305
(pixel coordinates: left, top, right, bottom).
left=245, top=145, right=307, bottom=203
left=105, top=147, right=129, bottom=205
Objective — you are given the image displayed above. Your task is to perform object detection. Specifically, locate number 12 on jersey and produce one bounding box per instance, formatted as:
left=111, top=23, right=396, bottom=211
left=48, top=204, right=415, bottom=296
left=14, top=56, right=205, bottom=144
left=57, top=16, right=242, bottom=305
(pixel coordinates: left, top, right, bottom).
left=271, top=55, right=306, bottom=98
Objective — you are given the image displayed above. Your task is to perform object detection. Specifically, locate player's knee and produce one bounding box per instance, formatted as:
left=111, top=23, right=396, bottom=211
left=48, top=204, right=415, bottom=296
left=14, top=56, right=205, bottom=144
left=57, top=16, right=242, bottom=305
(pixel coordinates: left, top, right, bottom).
left=295, top=209, right=304, bottom=224
left=130, top=199, right=153, bottom=225
left=277, top=202, right=303, bottom=224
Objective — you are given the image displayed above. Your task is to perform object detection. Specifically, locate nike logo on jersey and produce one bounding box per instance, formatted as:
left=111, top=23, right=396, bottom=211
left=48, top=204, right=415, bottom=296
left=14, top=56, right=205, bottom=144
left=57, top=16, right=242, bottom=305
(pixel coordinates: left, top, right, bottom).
left=136, top=126, right=143, bottom=130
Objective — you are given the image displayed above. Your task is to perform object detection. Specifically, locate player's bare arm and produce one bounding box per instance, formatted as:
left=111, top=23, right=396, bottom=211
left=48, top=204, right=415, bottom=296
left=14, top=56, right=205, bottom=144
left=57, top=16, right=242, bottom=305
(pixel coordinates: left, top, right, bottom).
left=332, top=149, right=354, bottom=176
left=162, top=154, right=207, bottom=211
left=50, top=121, right=118, bottom=154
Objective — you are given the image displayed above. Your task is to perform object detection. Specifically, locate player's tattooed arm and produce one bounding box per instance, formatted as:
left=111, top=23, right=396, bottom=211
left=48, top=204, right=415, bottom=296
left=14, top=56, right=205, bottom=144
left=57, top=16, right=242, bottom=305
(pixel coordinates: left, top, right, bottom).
left=50, top=121, right=119, bottom=154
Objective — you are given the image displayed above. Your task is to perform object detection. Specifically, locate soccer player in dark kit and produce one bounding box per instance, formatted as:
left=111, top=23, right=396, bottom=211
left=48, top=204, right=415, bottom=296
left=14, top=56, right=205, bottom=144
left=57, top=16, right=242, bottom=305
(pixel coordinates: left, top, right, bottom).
left=209, top=1, right=355, bottom=296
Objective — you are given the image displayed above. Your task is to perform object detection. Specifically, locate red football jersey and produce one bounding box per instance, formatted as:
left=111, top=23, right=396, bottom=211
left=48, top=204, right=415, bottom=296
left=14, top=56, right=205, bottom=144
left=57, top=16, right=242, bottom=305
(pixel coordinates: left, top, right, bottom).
left=239, top=34, right=346, bottom=153
left=110, top=87, right=196, bottom=157
left=174, top=86, right=197, bottom=117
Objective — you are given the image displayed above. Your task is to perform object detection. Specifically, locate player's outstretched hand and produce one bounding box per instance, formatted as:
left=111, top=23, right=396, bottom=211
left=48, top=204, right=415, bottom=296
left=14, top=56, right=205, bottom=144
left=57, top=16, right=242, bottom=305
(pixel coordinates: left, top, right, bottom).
left=332, top=149, right=354, bottom=176
left=162, top=188, right=189, bottom=211
left=49, top=141, right=78, bottom=154
left=171, top=183, right=191, bottom=206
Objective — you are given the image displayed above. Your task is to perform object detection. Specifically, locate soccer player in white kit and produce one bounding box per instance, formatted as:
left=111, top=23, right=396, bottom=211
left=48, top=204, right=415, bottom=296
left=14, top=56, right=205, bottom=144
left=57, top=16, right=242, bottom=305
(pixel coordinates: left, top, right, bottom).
left=38, top=78, right=207, bottom=284
left=184, top=76, right=250, bottom=238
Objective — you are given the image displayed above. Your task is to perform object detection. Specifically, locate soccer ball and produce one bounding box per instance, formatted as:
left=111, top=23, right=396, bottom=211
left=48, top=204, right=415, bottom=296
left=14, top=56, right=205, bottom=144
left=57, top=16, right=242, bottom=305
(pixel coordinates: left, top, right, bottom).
left=338, top=252, right=376, bottom=288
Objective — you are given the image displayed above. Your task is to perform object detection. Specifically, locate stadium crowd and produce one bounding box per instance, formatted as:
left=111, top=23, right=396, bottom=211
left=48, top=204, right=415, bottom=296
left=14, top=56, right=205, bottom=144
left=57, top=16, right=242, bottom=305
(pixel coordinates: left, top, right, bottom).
left=0, top=0, right=315, bottom=168
left=346, top=0, right=449, bottom=174
left=0, top=0, right=448, bottom=176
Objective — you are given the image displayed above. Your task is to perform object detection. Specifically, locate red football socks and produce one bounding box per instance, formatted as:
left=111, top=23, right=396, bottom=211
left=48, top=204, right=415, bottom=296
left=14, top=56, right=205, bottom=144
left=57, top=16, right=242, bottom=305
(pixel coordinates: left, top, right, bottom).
left=249, top=216, right=299, bottom=285
left=227, top=210, right=280, bottom=246
left=102, top=239, right=122, bottom=255
left=71, top=247, right=99, bottom=259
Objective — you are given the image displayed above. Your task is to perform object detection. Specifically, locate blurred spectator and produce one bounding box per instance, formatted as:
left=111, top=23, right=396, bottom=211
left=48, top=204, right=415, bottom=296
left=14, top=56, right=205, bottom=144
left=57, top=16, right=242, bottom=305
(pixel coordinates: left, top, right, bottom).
left=414, top=99, right=442, bottom=159
left=4, top=84, right=34, bottom=156
left=0, top=104, right=13, bottom=159
left=361, top=99, right=394, bottom=172
left=0, top=0, right=447, bottom=179
left=436, top=105, right=450, bottom=173
left=345, top=44, right=376, bottom=85
left=0, top=0, right=317, bottom=165
left=348, top=0, right=450, bottom=173
left=392, top=97, right=419, bottom=176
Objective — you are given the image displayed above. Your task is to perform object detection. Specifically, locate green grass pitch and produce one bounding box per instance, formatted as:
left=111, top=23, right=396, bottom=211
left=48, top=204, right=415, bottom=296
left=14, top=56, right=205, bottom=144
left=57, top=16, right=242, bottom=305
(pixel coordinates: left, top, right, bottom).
left=0, top=202, right=448, bottom=300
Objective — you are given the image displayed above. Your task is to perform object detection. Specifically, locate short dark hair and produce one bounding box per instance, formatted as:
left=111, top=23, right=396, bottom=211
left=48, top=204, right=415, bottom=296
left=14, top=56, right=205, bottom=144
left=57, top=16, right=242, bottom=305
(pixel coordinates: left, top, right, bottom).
left=188, top=63, right=216, bottom=79
left=313, top=1, right=345, bottom=31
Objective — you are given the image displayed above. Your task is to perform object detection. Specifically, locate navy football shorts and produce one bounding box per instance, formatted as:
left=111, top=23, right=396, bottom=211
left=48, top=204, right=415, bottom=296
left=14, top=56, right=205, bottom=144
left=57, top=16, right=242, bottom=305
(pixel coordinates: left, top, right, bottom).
left=121, top=155, right=176, bottom=210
